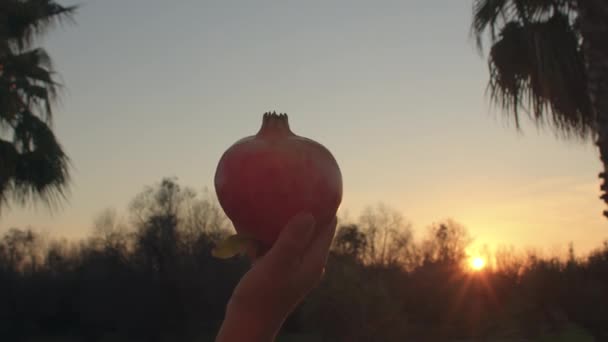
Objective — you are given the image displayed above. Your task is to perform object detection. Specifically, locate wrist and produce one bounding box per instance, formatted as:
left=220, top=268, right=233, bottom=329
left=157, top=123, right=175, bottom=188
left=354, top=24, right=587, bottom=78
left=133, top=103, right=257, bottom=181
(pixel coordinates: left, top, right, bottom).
left=216, top=300, right=286, bottom=342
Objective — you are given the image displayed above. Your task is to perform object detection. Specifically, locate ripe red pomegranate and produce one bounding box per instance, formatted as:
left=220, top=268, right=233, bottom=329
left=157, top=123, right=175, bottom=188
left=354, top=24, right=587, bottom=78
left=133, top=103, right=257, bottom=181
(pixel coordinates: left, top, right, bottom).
left=214, top=112, right=342, bottom=250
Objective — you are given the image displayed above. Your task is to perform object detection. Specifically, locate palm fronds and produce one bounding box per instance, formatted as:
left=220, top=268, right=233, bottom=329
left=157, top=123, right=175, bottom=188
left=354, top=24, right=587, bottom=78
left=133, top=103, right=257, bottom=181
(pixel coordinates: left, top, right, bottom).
left=0, top=1, right=75, bottom=211
left=472, top=0, right=592, bottom=139
left=0, top=0, right=77, bottom=52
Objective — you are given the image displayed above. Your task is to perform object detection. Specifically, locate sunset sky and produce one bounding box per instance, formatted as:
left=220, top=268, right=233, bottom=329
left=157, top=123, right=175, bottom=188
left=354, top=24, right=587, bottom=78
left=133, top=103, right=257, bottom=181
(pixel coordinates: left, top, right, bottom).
left=2, top=0, right=606, bottom=254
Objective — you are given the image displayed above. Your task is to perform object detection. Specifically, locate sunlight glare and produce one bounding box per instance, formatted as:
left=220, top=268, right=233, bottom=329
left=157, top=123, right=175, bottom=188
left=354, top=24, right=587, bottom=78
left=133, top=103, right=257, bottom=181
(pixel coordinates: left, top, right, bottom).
left=470, top=257, right=486, bottom=271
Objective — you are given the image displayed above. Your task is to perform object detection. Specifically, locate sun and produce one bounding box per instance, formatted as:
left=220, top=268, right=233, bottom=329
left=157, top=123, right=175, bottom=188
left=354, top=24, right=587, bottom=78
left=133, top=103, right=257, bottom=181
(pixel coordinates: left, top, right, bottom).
left=469, top=256, right=486, bottom=271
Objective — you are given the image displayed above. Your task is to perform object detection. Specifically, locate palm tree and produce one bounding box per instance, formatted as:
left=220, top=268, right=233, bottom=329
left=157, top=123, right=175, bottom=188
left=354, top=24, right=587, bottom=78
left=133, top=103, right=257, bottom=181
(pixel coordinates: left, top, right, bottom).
left=471, top=0, right=608, bottom=217
left=0, top=0, right=76, bottom=210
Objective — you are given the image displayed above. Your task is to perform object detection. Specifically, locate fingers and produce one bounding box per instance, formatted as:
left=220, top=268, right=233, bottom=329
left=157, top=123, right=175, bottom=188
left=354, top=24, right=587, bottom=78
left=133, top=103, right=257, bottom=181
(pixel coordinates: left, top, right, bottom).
left=245, top=241, right=259, bottom=263
left=300, top=217, right=338, bottom=280
left=263, top=213, right=316, bottom=272
left=246, top=243, right=272, bottom=265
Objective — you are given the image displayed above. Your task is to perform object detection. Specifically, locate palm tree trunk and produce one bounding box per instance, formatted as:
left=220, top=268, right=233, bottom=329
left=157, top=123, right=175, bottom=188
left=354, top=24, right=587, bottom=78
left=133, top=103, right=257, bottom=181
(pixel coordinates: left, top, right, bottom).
left=578, top=0, right=608, bottom=217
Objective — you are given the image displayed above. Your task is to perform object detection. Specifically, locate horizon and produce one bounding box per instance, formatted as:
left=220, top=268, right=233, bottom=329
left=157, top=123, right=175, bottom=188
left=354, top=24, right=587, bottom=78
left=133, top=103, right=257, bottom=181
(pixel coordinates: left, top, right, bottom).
left=1, top=0, right=606, bottom=255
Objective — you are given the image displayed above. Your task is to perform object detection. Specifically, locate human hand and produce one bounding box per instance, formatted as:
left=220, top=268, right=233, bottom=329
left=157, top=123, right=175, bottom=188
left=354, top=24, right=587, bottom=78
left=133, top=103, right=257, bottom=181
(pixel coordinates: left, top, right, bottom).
left=216, top=213, right=337, bottom=342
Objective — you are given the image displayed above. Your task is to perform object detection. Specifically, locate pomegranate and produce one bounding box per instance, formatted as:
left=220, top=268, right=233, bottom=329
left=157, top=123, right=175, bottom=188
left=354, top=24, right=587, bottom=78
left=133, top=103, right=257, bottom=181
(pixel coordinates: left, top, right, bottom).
left=214, top=112, right=342, bottom=254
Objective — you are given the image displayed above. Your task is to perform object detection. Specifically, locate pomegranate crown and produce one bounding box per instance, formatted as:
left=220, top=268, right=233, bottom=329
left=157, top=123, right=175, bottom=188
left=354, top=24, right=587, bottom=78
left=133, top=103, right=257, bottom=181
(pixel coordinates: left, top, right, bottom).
left=259, top=111, right=292, bottom=136
left=263, top=111, right=288, bottom=121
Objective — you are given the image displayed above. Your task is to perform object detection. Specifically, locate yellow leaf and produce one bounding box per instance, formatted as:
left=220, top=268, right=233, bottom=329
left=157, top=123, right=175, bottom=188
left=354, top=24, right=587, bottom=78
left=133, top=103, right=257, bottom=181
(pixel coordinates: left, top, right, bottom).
left=212, top=234, right=255, bottom=259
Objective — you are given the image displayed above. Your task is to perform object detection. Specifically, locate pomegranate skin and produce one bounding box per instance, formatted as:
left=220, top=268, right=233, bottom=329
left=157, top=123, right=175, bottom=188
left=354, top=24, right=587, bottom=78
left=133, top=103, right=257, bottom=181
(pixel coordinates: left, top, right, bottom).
left=214, top=112, right=343, bottom=247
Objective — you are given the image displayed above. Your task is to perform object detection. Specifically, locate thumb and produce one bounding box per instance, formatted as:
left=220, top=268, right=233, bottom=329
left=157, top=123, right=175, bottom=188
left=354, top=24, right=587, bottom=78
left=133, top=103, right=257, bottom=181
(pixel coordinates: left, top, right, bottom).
left=264, top=213, right=316, bottom=271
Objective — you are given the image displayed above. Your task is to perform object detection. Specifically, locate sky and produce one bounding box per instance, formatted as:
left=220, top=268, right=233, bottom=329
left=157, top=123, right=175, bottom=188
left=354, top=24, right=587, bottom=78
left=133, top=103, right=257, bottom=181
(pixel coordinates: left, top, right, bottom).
left=2, top=0, right=606, bottom=254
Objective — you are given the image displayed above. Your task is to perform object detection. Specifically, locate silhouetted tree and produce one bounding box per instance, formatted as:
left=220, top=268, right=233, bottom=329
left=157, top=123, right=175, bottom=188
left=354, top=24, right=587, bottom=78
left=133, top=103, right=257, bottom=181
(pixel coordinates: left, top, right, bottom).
left=333, top=224, right=368, bottom=262
left=89, top=208, right=131, bottom=260
left=0, top=1, right=77, bottom=210
left=1, top=227, right=43, bottom=273
left=472, top=0, right=608, bottom=217
left=357, top=203, right=416, bottom=267
left=420, top=219, right=471, bottom=266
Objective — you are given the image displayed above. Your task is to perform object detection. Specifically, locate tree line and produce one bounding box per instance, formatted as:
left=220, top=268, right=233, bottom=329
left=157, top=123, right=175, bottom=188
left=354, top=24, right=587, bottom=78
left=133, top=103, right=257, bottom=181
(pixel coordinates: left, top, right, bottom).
left=1, top=178, right=606, bottom=341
